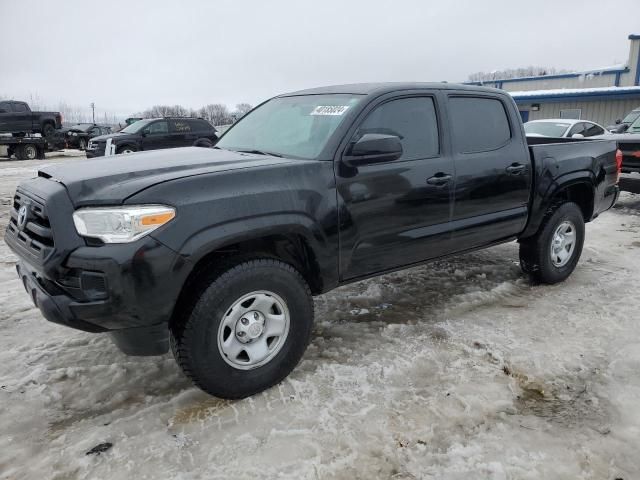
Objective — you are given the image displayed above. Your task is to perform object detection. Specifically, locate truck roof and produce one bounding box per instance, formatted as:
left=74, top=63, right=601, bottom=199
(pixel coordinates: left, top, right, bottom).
left=280, top=82, right=503, bottom=97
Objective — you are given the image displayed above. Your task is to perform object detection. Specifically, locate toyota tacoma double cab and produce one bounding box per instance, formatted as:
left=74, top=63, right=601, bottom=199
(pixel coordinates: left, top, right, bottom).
left=5, top=83, right=621, bottom=399
left=0, top=100, right=62, bottom=137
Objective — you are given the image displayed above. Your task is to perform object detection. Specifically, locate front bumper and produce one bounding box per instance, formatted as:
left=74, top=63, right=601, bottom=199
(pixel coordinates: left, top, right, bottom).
left=5, top=178, right=191, bottom=355
left=85, top=143, right=106, bottom=157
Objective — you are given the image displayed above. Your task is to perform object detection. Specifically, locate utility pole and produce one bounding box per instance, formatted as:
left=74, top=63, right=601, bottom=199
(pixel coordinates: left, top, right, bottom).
left=90, top=102, right=95, bottom=123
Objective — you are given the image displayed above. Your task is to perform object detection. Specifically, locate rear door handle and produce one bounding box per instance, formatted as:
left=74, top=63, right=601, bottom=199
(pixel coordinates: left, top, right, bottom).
left=426, top=173, right=452, bottom=186
left=506, top=163, right=526, bottom=175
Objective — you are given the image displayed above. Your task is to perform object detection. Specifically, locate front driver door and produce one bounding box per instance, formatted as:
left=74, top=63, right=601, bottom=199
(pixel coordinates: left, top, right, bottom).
left=141, top=120, right=171, bottom=150
left=336, top=94, right=453, bottom=280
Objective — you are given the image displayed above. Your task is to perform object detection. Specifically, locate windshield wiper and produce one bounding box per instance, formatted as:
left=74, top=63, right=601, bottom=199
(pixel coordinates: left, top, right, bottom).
left=234, top=149, right=283, bottom=158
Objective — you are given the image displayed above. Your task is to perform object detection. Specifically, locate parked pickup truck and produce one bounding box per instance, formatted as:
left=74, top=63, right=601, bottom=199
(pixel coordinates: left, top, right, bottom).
left=0, top=100, right=62, bottom=137
left=5, top=83, right=621, bottom=399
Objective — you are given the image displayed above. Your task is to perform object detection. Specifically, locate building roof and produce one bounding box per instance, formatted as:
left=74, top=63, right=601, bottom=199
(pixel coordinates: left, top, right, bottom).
left=510, top=86, right=640, bottom=102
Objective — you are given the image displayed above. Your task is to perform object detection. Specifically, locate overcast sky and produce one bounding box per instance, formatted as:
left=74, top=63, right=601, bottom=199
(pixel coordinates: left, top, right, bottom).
left=1, top=0, right=639, bottom=118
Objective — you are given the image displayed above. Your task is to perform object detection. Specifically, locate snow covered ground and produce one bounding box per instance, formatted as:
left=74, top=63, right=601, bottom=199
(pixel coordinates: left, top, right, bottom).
left=1, top=157, right=639, bottom=479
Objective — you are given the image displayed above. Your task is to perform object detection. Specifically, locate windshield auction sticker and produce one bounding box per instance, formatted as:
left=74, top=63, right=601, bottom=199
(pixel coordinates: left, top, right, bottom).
left=310, top=105, right=350, bottom=116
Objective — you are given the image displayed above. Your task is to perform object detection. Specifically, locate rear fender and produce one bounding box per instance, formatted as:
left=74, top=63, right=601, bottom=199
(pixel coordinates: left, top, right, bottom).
left=521, top=170, right=595, bottom=238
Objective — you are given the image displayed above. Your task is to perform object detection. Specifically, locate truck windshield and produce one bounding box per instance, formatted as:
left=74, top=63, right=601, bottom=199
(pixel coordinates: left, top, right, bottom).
left=622, top=109, right=640, bottom=124
left=216, top=94, right=362, bottom=159
left=524, top=121, right=571, bottom=137
left=629, top=116, right=640, bottom=132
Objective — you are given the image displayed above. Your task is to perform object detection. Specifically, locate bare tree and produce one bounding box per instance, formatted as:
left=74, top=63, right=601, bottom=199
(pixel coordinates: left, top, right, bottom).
left=199, top=103, right=231, bottom=125
left=468, top=66, right=570, bottom=83
left=234, top=103, right=253, bottom=118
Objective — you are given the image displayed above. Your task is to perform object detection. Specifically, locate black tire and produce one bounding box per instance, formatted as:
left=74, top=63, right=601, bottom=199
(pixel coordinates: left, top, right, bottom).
left=171, top=259, right=314, bottom=399
left=117, top=145, right=137, bottom=154
left=42, top=123, right=55, bottom=138
left=193, top=138, right=214, bottom=148
left=14, top=144, right=38, bottom=161
left=519, top=202, right=585, bottom=284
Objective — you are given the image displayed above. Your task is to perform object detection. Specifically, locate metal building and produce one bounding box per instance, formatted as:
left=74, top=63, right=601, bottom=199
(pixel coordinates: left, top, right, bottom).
left=466, top=34, right=640, bottom=126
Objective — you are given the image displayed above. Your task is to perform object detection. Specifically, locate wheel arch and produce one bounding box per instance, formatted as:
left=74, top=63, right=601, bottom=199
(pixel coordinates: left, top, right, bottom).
left=521, top=172, right=596, bottom=239
left=167, top=225, right=331, bottom=332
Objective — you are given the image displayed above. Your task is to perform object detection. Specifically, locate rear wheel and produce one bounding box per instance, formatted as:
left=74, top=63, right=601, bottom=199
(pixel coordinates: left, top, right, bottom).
left=42, top=123, right=55, bottom=138
left=15, top=144, right=38, bottom=161
left=170, top=259, right=314, bottom=399
left=519, top=202, right=585, bottom=284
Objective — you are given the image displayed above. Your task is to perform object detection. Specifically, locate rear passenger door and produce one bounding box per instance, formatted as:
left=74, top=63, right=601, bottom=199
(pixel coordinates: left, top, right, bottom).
left=447, top=95, right=532, bottom=250
left=168, top=119, right=198, bottom=148
left=337, top=93, right=454, bottom=280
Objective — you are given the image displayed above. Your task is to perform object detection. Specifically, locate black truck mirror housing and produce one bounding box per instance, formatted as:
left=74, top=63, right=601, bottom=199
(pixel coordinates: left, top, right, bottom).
left=343, top=133, right=403, bottom=167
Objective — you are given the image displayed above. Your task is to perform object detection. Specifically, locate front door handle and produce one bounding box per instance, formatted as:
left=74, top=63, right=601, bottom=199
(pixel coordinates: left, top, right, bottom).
left=426, top=173, right=452, bottom=186
left=506, top=163, right=526, bottom=175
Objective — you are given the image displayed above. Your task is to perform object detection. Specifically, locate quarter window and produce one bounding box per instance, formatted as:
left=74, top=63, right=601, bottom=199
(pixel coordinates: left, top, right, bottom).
left=449, top=97, right=511, bottom=153
left=355, top=97, right=439, bottom=161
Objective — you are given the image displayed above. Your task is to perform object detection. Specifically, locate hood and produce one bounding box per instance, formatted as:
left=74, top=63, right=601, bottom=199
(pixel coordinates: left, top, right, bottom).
left=89, top=131, right=130, bottom=142
left=39, top=147, right=299, bottom=206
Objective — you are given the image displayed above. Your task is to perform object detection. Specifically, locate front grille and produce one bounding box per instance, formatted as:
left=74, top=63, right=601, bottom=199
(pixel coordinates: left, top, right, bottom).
left=87, top=141, right=97, bottom=150
left=7, top=190, right=55, bottom=261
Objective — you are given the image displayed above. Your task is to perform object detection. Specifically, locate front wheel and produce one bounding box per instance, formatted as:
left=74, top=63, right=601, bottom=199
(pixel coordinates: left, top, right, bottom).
left=519, top=202, right=585, bottom=284
left=170, top=259, right=314, bottom=399
left=117, top=145, right=137, bottom=154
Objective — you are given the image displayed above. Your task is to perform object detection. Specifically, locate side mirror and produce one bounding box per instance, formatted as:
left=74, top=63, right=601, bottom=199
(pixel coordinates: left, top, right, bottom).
left=343, top=133, right=403, bottom=167
left=615, top=119, right=622, bottom=124
left=571, top=133, right=584, bottom=139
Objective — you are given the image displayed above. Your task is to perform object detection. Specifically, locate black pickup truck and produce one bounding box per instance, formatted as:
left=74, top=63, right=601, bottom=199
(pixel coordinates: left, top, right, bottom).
left=5, top=83, right=621, bottom=399
left=0, top=100, right=62, bottom=137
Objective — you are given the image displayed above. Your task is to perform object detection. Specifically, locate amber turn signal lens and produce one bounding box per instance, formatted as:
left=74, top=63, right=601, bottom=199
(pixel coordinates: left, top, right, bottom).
left=141, top=211, right=176, bottom=226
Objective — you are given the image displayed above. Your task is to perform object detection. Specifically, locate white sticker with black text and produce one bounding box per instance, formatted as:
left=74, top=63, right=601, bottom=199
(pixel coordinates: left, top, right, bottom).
left=310, top=105, right=350, bottom=116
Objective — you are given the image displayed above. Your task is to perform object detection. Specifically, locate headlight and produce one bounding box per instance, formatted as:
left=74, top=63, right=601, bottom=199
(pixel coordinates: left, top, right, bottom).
left=71, top=132, right=78, bottom=136
left=72, top=205, right=176, bottom=243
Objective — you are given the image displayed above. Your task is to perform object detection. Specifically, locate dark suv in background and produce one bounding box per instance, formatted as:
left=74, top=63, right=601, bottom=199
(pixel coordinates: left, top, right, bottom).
left=86, top=117, right=217, bottom=157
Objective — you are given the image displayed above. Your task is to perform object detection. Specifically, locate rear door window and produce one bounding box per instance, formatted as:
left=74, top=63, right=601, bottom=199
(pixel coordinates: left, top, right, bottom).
left=583, top=123, right=604, bottom=137
left=448, top=96, right=511, bottom=153
left=171, top=119, right=192, bottom=133
left=567, top=123, right=587, bottom=137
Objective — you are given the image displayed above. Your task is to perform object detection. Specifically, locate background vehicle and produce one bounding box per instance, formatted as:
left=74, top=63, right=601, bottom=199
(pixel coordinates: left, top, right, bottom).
left=524, top=118, right=609, bottom=138
left=0, top=100, right=62, bottom=137
left=86, top=117, right=217, bottom=157
left=63, top=123, right=112, bottom=150
left=607, top=107, right=640, bottom=133
left=5, top=83, right=620, bottom=399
